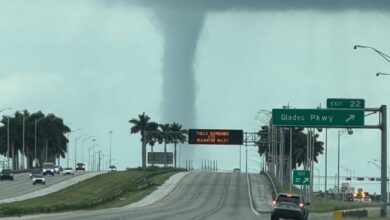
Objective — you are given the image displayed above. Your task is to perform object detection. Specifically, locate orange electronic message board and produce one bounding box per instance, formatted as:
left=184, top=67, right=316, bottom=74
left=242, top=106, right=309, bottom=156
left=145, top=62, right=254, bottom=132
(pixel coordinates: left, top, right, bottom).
left=188, top=129, right=243, bottom=145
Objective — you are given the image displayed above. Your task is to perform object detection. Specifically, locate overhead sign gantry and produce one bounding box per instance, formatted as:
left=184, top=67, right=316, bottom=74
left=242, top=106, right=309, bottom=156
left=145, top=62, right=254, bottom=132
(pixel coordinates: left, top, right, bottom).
left=271, top=99, right=387, bottom=217
left=188, top=129, right=243, bottom=145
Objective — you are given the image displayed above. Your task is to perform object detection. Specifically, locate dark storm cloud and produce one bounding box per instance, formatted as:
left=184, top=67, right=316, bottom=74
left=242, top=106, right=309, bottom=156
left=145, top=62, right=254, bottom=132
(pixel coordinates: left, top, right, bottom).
left=100, top=0, right=390, bottom=131
left=107, top=0, right=390, bottom=12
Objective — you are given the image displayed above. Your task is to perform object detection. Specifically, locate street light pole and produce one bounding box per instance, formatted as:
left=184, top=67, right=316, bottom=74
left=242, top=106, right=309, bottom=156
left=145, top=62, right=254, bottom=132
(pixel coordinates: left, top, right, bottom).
left=66, top=129, right=80, bottom=168
left=109, top=131, right=112, bottom=166
left=354, top=45, right=390, bottom=63
left=74, top=134, right=85, bottom=168
left=34, top=119, right=37, bottom=167
left=337, top=129, right=353, bottom=200
left=22, top=114, right=25, bottom=169
left=376, top=72, right=390, bottom=76
left=82, top=136, right=94, bottom=165
left=289, top=127, right=292, bottom=193
left=369, top=160, right=389, bottom=204
left=7, top=116, right=10, bottom=169
left=34, top=117, right=45, bottom=167
left=324, top=128, right=328, bottom=201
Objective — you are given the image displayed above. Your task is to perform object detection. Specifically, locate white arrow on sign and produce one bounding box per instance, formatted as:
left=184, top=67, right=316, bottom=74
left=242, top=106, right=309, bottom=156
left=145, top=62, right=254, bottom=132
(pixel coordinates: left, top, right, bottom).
left=302, top=178, right=309, bottom=184
left=345, top=114, right=355, bottom=123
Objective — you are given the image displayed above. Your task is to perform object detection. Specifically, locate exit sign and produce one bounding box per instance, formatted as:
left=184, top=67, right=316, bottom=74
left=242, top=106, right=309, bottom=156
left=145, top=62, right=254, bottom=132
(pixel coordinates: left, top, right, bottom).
left=327, top=98, right=365, bottom=109
left=272, top=109, right=364, bottom=127
left=293, top=170, right=310, bottom=185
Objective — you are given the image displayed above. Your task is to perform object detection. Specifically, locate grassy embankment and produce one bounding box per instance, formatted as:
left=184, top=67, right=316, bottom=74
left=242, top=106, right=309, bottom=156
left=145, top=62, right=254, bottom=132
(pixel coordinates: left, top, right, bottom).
left=0, top=167, right=183, bottom=217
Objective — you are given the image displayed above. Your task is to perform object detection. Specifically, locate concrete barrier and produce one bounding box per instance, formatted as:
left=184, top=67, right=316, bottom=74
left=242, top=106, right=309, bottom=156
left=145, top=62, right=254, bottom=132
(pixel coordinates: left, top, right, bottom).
left=333, top=209, right=368, bottom=218
left=342, top=209, right=368, bottom=218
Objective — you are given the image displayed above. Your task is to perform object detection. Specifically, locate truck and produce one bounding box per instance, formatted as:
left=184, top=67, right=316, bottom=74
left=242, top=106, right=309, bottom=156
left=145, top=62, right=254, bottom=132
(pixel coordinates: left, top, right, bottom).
left=42, top=162, right=55, bottom=176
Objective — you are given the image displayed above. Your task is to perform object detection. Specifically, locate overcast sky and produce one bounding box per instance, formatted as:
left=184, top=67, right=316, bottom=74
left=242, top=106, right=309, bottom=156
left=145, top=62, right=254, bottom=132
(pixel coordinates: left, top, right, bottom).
left=1, top=1, right=390, bottom=194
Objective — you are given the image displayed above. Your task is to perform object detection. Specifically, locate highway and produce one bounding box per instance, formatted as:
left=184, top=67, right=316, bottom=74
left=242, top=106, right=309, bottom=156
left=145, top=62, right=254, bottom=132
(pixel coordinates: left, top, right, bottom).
left=7, top=172, right=333, bottom=220
left=0, top=171, right=90, bottom=202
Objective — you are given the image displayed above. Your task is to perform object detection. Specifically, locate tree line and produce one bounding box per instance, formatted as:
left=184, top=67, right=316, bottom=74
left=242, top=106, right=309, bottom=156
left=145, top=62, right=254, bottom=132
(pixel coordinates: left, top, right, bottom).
left=256, top=125, right=324, bottom=168
left=129, top=112, right=187, bottom=169
left=129, top=112, right=325, bottom=174
left=0, top=109, right=323, bottom=173
left=0, top=110, right=70, bottom=169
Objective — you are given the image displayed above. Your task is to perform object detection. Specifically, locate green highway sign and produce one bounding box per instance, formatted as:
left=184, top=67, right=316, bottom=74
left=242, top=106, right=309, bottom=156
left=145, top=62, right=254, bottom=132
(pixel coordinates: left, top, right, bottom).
left=327, top=98, right=365, bottom=109
left=293, top=170, right=310, bottom=185
left=272, top=109, right=364, bottom=127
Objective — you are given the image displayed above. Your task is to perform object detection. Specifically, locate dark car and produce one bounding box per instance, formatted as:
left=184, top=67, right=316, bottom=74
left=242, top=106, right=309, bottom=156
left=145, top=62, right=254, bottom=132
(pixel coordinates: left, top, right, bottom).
left=76, top=163, right=85, bottom=171
left=0, top=169, right=14, bottom=181
left=271, top=193, right=309, bottom=220
left=29, top=168, right=43, bottom=179
left=108, top=165, right=117, bottom=171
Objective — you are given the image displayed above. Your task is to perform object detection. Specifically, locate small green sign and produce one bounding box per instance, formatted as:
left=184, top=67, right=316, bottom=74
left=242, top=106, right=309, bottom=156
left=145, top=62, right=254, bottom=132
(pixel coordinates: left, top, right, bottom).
left=272, top=109, right=364, bottom=127
left=375, top=178, right=389, bottom=181
left=327, top=98, right=365, bottom=109
left=293, top=170, right=310, bottom=185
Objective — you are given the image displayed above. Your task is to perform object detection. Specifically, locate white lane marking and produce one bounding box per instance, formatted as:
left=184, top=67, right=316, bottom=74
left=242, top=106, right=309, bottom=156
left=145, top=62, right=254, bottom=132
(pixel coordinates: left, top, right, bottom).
left=247, top=174, right=260, bottom=216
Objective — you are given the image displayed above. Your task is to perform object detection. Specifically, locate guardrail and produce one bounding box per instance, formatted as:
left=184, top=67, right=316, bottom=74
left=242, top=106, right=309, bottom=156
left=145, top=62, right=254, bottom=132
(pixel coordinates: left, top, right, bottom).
left=261, top=170, right=278, bottom=198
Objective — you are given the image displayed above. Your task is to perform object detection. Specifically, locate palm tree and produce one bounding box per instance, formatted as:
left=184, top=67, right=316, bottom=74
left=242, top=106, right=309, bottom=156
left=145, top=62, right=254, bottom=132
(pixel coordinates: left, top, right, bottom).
left=42, top=113, right=70, bottom=164
left=170, top=122, right=187, bottom=168
left=256, top=125, right=324, bottom=171
left=129, top=112, right=157, bottom=170
left=159, top=123, right=173, bottom=167
left=147, top=122, right=159, bottom=166
left=0, top=110, right=70, bottom=169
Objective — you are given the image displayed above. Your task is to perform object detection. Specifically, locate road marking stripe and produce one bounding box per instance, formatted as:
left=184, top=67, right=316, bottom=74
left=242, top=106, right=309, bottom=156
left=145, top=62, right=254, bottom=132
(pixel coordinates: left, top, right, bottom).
left=247, top=174, right=260, bottom=216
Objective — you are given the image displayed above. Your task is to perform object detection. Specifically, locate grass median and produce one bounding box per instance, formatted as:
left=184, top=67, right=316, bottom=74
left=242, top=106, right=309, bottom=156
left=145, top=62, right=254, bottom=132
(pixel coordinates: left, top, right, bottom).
left=0, top=167, right=184, bottom=217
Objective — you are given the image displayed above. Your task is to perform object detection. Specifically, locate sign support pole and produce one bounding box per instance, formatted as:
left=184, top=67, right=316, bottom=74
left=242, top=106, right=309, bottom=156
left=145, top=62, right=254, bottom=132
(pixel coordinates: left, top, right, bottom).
left=380, top=105, right=387, bottom=217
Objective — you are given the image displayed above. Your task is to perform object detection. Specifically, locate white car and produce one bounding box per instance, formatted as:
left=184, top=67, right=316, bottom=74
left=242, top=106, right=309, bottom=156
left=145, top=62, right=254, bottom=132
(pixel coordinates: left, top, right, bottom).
left=63, top=167, right=74, bottom=175
left=32, top=174, right=46, bottom=185
left=108, top=165, right=117, bottom=171
left=54, top=165, right=61, bottom=174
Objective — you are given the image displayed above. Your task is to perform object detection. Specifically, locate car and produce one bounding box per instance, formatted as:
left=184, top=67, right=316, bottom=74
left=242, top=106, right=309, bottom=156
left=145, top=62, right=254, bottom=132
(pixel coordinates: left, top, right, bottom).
left=76, top=163, right=85, bottom=171
left=233, top=168, right=241, bottom=173
left=362, top=196, right=372, bottom=202
left=63, top=167, right=74, bottom=175
left=108, top=165, right=117, bottom=171
left=54, top=165, right=60, bottom=174
left=32, top=174, right=46, bottom=185
left=271, top=193, right=310, bottom=220
left=42, top=162, right=55, bottom=176
left=29, top=168, right=43, bottom=179
left=0, top=169, right=14, bottom=181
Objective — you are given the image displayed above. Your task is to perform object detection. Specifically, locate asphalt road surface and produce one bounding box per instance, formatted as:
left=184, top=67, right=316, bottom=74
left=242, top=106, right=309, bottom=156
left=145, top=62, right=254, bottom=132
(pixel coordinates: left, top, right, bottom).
left=0, top=171, right=89, bottom=201
left=8, top=172, right=333, bottom=220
